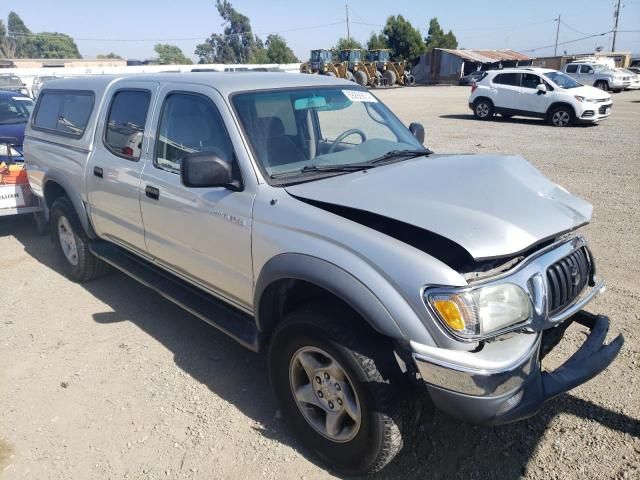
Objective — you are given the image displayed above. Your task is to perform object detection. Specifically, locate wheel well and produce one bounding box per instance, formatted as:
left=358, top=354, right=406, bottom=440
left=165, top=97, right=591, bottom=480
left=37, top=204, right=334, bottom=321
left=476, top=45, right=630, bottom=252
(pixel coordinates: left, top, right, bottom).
left=43, top=180, right=67, bottom=209
left=257, top=279, right=375, bottom=345
left=473, top=96, right=493, bottom=106
left=547, top=102, right=576, bottom=117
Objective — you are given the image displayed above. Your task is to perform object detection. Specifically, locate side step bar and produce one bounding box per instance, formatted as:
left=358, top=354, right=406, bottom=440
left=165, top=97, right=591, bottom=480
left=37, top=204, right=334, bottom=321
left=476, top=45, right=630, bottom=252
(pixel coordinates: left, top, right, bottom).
left=89, top=241, right=261, bottom=352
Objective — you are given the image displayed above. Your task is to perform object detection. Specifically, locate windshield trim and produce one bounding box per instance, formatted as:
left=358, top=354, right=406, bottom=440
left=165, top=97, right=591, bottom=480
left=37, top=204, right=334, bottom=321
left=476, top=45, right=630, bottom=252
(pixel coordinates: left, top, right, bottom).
left=229, top=84, right=424, bottom=187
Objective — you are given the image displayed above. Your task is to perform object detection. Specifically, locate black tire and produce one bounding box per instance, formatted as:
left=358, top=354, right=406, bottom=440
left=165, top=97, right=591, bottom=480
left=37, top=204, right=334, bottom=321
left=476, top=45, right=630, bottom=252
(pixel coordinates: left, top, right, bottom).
left=382, top=69, right=397, bottom=86
left=473, top=98, right=494, bottom=120
left=547, top=105, right=574, bottom=127
left=50, top=196, right=109, bottom=282
left=354, top=70, right=368, bottom=87
left=345, top=70, right=355, bottom=82
left=594, top=80, right=609, bottom=91
left=269, top=305, right=431, bottom=476
left=33, top=211, right=49, bottom=236
left=404, top=73, right=416, bottom=86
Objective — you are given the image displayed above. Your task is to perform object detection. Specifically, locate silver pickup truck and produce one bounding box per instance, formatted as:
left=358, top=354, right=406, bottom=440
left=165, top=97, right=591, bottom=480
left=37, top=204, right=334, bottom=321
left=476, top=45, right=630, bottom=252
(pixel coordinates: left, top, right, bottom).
left=24, top=73, right=623, bottom=475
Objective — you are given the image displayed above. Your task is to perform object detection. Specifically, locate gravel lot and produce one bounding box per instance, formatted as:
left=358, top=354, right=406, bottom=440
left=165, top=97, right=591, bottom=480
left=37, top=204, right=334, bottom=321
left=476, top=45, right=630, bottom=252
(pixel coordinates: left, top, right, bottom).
left=1, top=86, right=639, bottom=480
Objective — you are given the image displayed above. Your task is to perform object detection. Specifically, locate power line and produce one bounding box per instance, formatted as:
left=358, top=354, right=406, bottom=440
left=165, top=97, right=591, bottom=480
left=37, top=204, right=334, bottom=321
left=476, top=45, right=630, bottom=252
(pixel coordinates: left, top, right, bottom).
left=518, top=30, right=613, bottom=53
left=6, top=20, right=346, bottom=42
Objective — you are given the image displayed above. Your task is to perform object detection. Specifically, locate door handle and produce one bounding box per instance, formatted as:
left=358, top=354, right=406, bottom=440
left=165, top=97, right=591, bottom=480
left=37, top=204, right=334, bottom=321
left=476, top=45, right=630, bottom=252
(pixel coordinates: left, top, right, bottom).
left=93, top=166, right=103, bottom=178
left=145, top=185, right=160, bottom=200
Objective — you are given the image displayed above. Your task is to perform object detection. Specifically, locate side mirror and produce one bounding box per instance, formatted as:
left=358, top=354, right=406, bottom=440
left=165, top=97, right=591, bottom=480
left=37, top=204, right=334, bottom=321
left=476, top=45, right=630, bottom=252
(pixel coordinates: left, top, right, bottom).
left=180, top=151, right=241, bottom=190
left=409, top=122, right=425, bottom=144
left=536, top=84, right=547, bottom=94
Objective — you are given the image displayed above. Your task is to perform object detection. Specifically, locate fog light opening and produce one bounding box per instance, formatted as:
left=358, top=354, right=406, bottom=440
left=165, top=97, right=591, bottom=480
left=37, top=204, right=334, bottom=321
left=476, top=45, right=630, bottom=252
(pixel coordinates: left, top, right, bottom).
left=496, top=389, right=524, bottom=415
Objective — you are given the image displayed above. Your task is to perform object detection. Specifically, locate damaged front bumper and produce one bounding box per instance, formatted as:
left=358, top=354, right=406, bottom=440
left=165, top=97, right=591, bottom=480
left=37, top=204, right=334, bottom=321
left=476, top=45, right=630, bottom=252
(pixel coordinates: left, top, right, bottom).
left=412, top=310, right=623, bottom=424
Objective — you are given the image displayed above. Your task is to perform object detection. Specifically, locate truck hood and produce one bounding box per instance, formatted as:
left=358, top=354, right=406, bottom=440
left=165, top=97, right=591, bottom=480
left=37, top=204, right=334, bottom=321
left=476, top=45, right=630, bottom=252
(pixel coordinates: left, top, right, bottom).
left=285, top=154, right=592, bottom=260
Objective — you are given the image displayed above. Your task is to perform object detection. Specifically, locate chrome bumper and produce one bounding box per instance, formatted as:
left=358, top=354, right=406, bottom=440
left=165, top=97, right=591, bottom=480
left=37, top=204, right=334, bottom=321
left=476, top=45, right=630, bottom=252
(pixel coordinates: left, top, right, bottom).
left=412, top=311, right=623, bottom=424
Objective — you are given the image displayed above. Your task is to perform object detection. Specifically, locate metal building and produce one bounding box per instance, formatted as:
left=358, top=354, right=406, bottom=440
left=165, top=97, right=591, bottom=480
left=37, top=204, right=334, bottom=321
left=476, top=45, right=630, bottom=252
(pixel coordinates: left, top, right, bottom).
left=411, top=48, right=534, bottom=84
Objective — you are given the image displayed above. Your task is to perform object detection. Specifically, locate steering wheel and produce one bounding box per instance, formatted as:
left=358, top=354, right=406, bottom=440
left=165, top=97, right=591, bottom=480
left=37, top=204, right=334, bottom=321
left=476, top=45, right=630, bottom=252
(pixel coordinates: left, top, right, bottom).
left=327, top=128, right=367, bottom=153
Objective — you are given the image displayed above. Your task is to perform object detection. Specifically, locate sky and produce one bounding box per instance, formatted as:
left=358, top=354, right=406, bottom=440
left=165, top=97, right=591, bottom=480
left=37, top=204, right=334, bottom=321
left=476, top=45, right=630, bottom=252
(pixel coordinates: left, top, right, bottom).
left=1, top=0, right=639, bottom=62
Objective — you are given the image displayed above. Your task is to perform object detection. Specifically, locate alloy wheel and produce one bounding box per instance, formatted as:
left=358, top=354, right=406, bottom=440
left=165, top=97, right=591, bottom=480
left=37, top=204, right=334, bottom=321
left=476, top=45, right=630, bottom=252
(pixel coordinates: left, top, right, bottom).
left=289, top=346, right=362, bottom=443
left=57, top=215, right=79, bottom=265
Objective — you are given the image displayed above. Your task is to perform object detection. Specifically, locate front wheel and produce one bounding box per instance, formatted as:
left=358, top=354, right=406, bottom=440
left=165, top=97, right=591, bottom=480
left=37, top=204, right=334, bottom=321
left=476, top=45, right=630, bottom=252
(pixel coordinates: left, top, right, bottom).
left=473, top=99, right=494, bottom=120
left=548, top=106, right=574, bottom=127
left=269, top=305, right=430, bottom=475
left=595, top=80, right=609, bottom=91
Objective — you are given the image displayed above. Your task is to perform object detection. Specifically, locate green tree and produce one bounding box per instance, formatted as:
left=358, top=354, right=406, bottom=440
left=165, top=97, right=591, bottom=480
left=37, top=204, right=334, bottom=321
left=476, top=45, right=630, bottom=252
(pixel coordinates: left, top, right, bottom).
left=334, top=37, right=362, bottom=52
left=154, top=44, right=193, bottom=64
left=0, top=20, right=16, bottom=58
left=263, top=34, right=298, bottom=64
left=195, top=0, right=259, bottom=63
left=366, top=32, right=388, bottom=51
left=5, top=12, right=81, bottom=58
left=97, top=52, right=122, bottom=59
left=424, top=17, right=458, bottom=52
left=382, top=15, right=425, bottom=65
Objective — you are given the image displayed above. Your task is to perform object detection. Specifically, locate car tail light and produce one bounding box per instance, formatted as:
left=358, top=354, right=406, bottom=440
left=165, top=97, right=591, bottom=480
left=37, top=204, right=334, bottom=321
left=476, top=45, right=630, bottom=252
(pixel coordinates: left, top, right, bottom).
left=471, top=83, right=478, bottom=93
left=122, top=147, right=134, bottom=157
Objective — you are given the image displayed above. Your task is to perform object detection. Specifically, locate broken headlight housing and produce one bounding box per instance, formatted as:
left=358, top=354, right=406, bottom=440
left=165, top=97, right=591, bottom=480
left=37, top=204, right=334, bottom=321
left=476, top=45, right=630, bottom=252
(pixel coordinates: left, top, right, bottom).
left=425, top=283, right=531, bottom=340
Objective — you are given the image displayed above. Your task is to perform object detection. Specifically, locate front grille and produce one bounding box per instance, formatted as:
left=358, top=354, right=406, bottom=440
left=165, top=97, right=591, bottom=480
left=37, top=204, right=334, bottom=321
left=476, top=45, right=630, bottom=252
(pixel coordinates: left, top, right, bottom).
left=546, top=247, right=591, bottom=314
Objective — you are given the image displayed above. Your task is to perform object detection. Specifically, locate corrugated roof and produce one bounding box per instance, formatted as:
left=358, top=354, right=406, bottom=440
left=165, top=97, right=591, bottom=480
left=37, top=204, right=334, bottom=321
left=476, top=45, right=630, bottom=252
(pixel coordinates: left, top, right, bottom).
left=437, top=49, right=533, bottom=63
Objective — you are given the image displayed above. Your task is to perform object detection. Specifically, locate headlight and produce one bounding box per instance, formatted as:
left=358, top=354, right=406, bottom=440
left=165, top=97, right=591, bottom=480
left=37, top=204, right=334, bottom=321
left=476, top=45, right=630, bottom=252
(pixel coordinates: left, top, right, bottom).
left=426, top=283, right=531, bottom=340
left=0, top=144, right=23, bottom=157
left=574, top=96, right=596, bottom=102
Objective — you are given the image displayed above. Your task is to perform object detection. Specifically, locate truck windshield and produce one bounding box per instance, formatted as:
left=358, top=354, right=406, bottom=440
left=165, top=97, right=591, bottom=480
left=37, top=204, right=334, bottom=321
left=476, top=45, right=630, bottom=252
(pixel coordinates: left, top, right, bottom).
left=0, top=96, right=33, bottom=124
left=544, top=72, right=581, bottom=89
left=232, top=87, right=425, bottom=180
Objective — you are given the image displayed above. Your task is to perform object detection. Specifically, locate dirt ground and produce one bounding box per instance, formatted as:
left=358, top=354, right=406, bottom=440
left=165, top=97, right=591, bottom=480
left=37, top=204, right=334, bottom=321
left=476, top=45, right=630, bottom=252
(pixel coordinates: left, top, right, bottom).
left=1, top=86, right=639, bottom=480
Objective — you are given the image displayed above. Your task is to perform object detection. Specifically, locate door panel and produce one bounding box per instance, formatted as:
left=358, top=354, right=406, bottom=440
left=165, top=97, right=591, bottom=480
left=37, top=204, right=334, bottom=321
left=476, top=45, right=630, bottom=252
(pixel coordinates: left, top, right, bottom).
left=491, top=73, right=521, bottom=109
left=518, top=73, right=550, bottom=114
left=87, top=82, right=159, bottom=253
left=140, top=85, right=255, bottom=310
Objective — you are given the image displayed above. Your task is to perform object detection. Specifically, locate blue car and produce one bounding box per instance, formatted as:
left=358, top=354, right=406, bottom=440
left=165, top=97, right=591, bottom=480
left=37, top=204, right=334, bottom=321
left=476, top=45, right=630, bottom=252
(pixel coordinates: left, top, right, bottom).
left=0, top=90, right=46, bottom=232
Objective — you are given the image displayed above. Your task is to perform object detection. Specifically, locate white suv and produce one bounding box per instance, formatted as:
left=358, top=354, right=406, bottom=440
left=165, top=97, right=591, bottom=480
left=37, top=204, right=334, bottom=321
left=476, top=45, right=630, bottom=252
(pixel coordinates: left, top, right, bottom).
left=468, top=68, right=612, bottom=127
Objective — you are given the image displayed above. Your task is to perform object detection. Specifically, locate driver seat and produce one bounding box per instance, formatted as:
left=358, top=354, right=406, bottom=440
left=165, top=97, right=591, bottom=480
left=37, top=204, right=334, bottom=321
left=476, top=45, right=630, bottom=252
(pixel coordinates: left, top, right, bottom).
left=264, top=117, right=307, bottom=167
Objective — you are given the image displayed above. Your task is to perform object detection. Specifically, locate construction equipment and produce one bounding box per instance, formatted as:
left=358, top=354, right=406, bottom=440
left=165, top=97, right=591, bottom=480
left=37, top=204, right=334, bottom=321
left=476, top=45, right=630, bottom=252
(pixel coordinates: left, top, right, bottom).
left=366, top=49, right=416, bottom=86
left=338, top=49, right=385, bottom=87
left=300, top=49, right=353, bottom=81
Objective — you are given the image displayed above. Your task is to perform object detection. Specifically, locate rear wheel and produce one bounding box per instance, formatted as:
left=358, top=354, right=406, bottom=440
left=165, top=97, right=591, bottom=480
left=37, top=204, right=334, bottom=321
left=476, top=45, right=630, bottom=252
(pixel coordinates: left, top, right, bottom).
left=548, top=106, right=574, bottom=127
left=354, top=70, right=368, bottom=87
left=382, top=69, right=397, bottom=86
left=50, top=196, right=109, bottom=282
left=473, top=98, right=494, bottom=120
left=269, top=305, right=430, bottom=476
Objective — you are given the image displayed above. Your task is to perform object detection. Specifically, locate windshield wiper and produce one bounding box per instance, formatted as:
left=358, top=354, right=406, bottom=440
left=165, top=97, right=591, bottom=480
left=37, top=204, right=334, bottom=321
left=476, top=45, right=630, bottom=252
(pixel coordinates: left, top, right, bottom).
left=270, top=163, right=371, bottom=179
left=368, top=148, right=432, bottom=165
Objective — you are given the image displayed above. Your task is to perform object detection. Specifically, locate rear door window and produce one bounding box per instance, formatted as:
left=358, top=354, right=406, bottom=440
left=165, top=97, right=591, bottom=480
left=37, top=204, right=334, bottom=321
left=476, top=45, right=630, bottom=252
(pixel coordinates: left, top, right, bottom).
left=104, top=90, right=151, bottom=160
left=33, top=91, right=94, bottom=137
left=493, top=73, right=520, bottom=86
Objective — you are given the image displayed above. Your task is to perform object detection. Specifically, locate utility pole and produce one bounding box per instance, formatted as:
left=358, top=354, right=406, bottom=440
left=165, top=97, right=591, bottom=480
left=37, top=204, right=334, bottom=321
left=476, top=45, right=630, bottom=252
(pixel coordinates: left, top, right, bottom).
left=554, top=15, right=561, bottom=56
left=612, top=0, right=622, bottom=52
left=346, top=4, right=351, bottom=42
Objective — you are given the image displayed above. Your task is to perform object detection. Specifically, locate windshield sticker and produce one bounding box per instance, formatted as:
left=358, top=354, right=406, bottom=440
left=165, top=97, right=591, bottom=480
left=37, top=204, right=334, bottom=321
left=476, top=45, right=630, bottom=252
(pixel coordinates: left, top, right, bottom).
left=342, top=90, right=378, bottom=103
